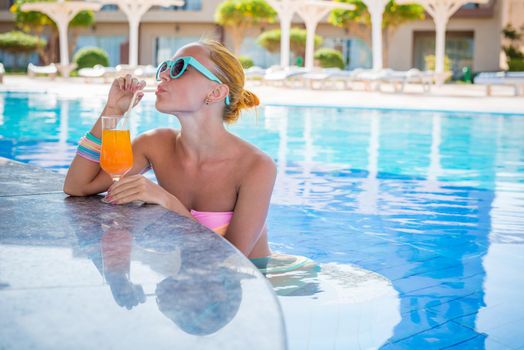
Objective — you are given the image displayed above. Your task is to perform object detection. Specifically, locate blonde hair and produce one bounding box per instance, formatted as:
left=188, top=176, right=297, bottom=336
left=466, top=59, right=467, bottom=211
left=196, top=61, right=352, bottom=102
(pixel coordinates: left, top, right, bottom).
left=200, top=39, right=259, bottom=124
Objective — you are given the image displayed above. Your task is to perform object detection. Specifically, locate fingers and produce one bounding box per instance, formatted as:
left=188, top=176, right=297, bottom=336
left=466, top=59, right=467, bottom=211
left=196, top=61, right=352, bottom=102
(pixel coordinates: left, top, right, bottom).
left=107, top=175, right=145, bottom=203
left=131, top=80, right=146, bottom=95
left=116, top=75, right=145, bottom=93
left=110, top=189, right=142, bottom=205
left=117, top=76, right=125, bottom=90
left=109, top=174, right=142, bottom=190
left=108, top=177, right=141, bottom=196
left=133, top=92, right=144, bottom=107
left=124, top=74, right=132, bottom=90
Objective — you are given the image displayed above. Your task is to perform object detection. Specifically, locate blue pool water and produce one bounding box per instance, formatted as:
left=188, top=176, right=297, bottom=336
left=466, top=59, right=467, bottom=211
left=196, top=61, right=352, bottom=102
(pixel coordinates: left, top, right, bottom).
left=1, top=91, right=524, bottom=349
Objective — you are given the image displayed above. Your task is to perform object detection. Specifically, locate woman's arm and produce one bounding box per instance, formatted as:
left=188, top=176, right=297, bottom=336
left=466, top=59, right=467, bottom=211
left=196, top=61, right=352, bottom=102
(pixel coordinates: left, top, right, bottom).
left=225, top=155, right=277, bottom=256
left=63, top=75, right=146, bottom=196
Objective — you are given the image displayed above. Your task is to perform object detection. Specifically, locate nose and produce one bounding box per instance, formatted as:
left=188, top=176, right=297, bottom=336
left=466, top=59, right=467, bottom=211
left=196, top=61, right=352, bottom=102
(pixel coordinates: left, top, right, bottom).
left=159, top=67, right=171, bottom=82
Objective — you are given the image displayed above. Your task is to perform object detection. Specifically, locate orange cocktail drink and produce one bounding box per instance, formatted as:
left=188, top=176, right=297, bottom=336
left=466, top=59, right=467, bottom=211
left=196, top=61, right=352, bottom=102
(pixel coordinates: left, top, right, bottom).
left=100, top=116, right=133, bottom=182
left=100, top=129, right=133, bottom=180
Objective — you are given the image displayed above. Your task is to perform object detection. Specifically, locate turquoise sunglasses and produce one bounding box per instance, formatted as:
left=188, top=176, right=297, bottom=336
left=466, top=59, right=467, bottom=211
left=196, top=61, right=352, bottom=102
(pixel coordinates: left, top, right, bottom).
left=156, top=56, right=230, bottom=105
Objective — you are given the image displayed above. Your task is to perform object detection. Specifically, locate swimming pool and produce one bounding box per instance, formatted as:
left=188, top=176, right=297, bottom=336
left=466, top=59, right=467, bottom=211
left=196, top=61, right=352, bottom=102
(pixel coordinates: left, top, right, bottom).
left=1, top=91, right=523, bottom=349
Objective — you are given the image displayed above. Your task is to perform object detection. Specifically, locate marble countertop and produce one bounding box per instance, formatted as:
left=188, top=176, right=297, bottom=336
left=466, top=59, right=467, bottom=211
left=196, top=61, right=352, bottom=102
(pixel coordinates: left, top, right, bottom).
left=0, top=157, right=286, bottom=350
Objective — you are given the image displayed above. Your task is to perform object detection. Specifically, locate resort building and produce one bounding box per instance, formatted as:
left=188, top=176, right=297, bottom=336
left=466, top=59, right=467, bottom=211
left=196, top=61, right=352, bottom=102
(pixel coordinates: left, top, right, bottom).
left=0, top=0, right=523, bottom=76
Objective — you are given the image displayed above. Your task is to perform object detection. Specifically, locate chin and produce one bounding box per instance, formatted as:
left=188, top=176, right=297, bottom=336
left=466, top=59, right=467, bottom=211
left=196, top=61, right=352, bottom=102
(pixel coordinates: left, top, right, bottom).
left=155, top=100, right=168, bottom=114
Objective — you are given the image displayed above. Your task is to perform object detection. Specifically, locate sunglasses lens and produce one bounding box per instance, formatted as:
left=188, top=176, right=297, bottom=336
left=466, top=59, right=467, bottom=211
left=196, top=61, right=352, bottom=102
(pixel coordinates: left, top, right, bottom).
left=156, top=62, right=168, bottom=80
left=171, top=59, right=185, bottom=77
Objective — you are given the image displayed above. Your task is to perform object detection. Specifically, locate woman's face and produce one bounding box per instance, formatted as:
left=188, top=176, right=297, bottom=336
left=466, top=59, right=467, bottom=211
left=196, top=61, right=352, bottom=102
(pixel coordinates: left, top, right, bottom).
left=155, top=43, right=221, bottom=115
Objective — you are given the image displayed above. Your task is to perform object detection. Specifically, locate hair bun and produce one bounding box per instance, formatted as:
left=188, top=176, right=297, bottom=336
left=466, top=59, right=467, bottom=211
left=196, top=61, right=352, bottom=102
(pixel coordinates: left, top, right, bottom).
left=239, top=89, right=260, bottom=109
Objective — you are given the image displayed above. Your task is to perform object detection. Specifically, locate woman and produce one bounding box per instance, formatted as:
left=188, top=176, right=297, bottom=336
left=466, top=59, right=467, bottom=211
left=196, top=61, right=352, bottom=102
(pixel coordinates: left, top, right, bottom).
left=64, top=40, right=275, bottom=259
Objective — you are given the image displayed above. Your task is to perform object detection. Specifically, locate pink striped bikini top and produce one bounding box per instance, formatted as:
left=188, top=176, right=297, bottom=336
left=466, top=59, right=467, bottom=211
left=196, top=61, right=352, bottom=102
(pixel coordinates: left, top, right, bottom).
left=190, top=209, right=233, bottom=236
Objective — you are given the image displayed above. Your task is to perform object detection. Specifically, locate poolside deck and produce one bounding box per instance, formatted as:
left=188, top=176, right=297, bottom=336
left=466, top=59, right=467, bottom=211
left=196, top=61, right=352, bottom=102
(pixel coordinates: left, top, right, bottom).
left=1, top=75, right=523, bottom=115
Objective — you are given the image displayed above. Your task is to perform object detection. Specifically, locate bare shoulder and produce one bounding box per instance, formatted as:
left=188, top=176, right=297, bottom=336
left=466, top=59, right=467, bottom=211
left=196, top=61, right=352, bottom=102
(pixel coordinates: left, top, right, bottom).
left=133, top=128, right=178, bottom=149
left=232, top=135, right=276, bottom=183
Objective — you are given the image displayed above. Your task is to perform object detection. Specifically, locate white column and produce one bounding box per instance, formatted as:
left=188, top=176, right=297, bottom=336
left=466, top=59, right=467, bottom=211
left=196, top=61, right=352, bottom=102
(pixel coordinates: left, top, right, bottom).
left=434, top=16, right=447, bottom=76
left=47, top=10, right=76, bottom=68
left=296, top=6, right=331, bottom=70
left=280, top=12, right=293, bottom=68
left=48, top=10, right=77, bottom=76
left=304, top=18, right=318, bottom=70
left=120, top=3, right=151, bottom=67
left=362, top=0, right=387, bottom=71
left=267, top=0, right=296, bottom=69
left=57, top=20, right=70, bottom=66
left=128, top=18, right=140, bottom=66
left=411, top=0, right=482, bottom=83
left=499, top=0, right=510, bottom=69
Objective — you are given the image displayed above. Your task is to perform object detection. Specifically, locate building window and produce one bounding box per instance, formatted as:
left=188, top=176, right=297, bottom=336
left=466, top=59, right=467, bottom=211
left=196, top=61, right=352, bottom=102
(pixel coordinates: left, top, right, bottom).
left=100, top=4, right=118, bottom=11
left=462, top=3, right=480, bottom=9
left=413, top=31, right=474, bottom=78
left=0, top=0, right=15, bottom=11
left=323, top=37, right=372, bottom=70
left=239, top=37, right=280, bottom=68
left=154, top=0, right=202, bottom=11
left=155, top=36, right=201, bottom=66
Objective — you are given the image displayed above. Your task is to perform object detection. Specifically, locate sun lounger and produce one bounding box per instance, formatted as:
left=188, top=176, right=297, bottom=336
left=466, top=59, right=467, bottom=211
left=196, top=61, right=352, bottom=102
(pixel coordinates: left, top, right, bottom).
left=379, top=68, right=432, bottom=93
left=474, top=71, right=524, bottom=96
left=244, top=66, right=266, bottom=79
left=264, top=67, right=309, bottom=88
left=352, top=69, right=391, bottom=91
left=78, top=64, right=106, bottom=81
left=77, top=65, right=119, bottom=83
left=27, top=63, right=58, bottom=79
left=301, top=68, right=353, bottom=90
left=0, top=63, right=4, bottom=84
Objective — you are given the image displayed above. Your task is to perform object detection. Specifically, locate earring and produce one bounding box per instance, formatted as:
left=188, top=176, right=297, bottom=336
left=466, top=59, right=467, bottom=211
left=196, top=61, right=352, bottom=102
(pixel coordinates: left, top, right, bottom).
left=205, top=98, right=210, bottom=105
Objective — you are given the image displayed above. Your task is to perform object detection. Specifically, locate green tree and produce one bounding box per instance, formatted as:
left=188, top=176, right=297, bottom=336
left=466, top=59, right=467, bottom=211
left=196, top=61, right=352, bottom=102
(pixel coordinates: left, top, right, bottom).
left=215, top=0, right=277, bottom=55
left=256, top=28, right=323, bottom=60
left=502, top=24, right=524, bottom=71
left=10, top=0, right=95, bottom=64
left=329, top=0, right=425, bottom=65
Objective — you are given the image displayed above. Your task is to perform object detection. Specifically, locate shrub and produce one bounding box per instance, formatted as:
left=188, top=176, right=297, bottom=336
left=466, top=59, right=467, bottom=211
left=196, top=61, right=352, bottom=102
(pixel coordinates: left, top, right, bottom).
left=314, top=48, right=345, bottom=69
left=73, top=47, right=109, bottom=69
left=238, top=55, right=254, bottom=69
left=0, top=31, right=46, bottom=53
left=508, top=59, right=524, bottom=71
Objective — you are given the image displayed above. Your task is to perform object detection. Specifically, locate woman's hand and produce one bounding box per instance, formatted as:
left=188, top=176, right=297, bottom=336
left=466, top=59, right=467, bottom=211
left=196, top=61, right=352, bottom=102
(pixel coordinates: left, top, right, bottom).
left=103, top=74, right=146, bottom=116
left=106, top=175, right=169, bottom=206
